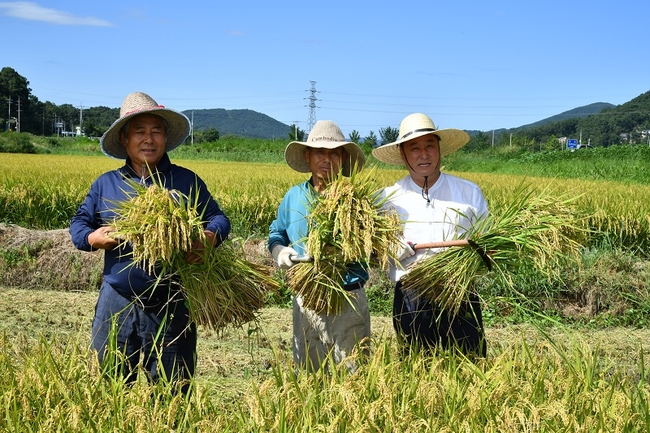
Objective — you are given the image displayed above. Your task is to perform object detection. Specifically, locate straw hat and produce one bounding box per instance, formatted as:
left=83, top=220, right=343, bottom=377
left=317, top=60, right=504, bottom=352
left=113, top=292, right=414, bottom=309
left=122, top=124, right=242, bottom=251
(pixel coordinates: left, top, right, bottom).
left=284, top=120, right=366, bottom=176
left=100, top=92, right=191, bottom=159
left=372, top=113, right=470, bottom=165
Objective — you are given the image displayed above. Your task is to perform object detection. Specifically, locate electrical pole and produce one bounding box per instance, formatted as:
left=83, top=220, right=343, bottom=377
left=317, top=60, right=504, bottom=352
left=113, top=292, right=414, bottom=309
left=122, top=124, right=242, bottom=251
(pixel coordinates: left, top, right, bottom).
left=6, top=97, right=11, bottom=131
left=16, top=98, right=21, bottom=133
left=306, top=81, right=319, bottom=133
left=78, top=103, right=83, bottom=136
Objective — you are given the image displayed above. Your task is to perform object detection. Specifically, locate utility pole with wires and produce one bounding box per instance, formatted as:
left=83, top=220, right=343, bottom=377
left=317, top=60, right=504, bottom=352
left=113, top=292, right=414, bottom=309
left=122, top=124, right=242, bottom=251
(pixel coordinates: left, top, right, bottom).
left=6, top=97, right=11, bottom=131
left=306, top=80, right=319, bottom=133
left=16, top=98, right=21, bottom=133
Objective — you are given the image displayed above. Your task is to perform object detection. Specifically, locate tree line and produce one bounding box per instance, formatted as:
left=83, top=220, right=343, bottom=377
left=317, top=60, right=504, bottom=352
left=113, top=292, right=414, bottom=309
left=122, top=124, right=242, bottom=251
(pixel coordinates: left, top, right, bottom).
left=0, top=67, right=119, bottom=137
left=3, top=66, right=650, bottom=150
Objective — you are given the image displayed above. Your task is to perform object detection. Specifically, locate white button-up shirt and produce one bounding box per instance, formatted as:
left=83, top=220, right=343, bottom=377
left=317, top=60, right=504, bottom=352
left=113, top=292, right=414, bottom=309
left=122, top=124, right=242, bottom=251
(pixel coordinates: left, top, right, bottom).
left=380, top=172, right=488, bottom=282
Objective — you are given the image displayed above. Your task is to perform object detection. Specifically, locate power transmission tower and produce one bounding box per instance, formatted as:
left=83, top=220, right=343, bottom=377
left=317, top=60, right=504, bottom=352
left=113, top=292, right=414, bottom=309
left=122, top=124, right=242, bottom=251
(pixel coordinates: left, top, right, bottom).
left=306, top=80, right=319, bottom=133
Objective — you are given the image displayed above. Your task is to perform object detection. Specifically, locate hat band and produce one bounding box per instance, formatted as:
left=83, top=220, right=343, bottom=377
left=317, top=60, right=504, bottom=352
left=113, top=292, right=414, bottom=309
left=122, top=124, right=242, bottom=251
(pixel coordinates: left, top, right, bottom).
left=308, top=135, right=345, bottom=142
left=124, top=105, right=165, bottom=116
left=400, top=127, right=436, bottom=140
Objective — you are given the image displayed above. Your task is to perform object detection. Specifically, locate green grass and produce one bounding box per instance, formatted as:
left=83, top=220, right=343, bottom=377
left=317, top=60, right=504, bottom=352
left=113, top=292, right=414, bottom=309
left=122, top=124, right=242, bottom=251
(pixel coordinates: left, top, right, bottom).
left=444, top=144, right=650, bottom=184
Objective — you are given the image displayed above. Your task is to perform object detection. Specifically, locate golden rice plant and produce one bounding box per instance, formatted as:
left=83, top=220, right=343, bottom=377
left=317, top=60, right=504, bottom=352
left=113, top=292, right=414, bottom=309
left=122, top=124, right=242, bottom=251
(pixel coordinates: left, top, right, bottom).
left=400, top=183, right=588, bottom=316
left=287, top=167, right=403, bottom=314
left=109, top=177, right=278, bottom=330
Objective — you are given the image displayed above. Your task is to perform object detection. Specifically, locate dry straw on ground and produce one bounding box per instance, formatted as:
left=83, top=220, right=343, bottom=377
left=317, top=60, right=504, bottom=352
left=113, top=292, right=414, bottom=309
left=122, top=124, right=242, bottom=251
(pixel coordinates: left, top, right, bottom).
left=109, top=178, right=278, bottom=330
left=400, top=184, right=587, bottom=316
left=287, top=167, right=402, bottom=314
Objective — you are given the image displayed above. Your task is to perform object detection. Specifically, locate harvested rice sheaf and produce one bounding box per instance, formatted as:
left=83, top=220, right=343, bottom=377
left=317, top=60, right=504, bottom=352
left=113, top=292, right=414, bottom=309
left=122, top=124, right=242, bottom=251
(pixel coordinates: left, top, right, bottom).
left=180, top=241, right=279, bottom=329
left=109, top=182, right=205, bottom=274
left=288, top=167, right=402, bottom=314
left=400, top=184, right=588, bottom=316
left=109, top=178, right=278, bottom=330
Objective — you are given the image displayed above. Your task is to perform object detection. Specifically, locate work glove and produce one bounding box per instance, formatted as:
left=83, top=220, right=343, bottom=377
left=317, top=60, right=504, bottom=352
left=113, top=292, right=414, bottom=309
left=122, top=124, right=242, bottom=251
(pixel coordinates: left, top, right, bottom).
left=271, top=245, right=299, bottom=269
left=396, top=240, right=416, bottom=261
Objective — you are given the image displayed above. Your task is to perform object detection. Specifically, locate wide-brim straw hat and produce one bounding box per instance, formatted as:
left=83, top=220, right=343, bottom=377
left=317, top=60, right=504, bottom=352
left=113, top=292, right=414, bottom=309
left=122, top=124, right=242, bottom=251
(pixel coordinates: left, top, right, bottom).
left=285, top=120, right=366, bottom=176
left=100, top=92, right=191, bottom=159
left=372, top=113, right=470, bottom=165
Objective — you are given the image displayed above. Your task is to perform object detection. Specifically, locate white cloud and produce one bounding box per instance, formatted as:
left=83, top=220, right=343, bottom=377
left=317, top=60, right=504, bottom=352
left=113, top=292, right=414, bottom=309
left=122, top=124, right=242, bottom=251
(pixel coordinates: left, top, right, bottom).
left=0, top=2, right=113, bottom=26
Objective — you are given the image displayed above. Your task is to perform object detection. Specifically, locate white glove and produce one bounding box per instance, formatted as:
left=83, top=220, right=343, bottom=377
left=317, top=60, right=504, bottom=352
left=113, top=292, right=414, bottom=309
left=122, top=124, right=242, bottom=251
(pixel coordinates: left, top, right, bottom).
left=396, top=240, right=416, bottom=261
left=271, top=245, right=299, bottom=269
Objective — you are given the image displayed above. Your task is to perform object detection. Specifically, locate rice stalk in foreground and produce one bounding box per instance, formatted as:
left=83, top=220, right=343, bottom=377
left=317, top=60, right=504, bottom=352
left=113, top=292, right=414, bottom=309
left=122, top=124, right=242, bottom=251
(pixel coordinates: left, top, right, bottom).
left=400, top=184, right=588, bottom=315
left=109, top=177, right=278, bottom=330
left=287, top=167, right=402, bottom=314
left=245, top=335, right=646, bottom=432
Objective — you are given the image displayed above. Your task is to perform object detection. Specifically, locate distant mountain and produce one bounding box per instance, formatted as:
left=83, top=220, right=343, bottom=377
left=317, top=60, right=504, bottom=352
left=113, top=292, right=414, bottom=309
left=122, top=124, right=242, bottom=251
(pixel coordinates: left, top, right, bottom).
left=466, top=102, right=615, bottom=138
left=182, top=108, right=291, bottom=139
left=515, top=102, right=615, bottom=129
left=467, top=90, right=650, bottom=147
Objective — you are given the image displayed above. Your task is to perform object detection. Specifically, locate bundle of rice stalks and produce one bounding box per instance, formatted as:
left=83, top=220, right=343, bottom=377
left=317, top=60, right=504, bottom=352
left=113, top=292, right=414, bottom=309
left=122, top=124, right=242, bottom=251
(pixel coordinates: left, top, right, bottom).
left=287, top=256, right=350, bottom=314
left=178, top=240, right=279, bottom=329
left=305, top=167, right=402, bottom=268
left=400, top=184, right=588, bottom=316
left=109, top=180, right=205, bottom=275
left=109, top=178, right=278, bottom=330
left=287, top=167, right=402, bottom=314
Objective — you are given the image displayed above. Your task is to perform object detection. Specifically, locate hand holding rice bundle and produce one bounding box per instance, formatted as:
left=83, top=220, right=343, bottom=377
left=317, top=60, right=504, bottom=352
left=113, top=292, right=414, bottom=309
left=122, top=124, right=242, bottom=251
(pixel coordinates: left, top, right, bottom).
left=110, top=179, right=278, bottom=330
left=400, top=184, right=587, bottom=316
left=287, top=167, right=402, bottom=314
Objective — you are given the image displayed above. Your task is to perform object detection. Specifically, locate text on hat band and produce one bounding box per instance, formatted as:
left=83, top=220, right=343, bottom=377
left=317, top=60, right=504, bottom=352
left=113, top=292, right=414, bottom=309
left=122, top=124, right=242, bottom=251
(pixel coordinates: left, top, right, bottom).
left=308, top=136, right=345, bottom=142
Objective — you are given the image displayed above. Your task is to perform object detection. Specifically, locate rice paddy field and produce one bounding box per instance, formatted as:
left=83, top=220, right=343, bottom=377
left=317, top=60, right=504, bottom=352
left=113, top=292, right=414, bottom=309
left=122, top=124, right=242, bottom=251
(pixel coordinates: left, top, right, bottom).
left=4, top=153, right=650, bottom=250
left=3, top=152, right=650, bottom=431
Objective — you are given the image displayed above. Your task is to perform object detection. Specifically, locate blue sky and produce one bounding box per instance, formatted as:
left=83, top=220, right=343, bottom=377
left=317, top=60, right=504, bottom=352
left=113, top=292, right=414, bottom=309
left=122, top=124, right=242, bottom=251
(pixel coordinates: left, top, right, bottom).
left=1, top=0, right=648, bottom=137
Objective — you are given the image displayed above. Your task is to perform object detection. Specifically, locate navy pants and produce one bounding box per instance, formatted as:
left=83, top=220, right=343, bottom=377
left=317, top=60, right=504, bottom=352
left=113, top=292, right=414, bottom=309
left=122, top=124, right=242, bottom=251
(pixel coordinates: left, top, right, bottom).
left=91, top=282, right=197, bottom=390
left=393, top=281, right=486, bottom=357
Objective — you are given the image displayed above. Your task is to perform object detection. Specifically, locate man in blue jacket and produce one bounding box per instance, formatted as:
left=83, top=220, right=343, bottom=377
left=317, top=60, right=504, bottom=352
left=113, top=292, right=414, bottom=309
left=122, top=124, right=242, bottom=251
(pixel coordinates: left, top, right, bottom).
left=70, top=92, right=230, bottom=392
left=268, top=120, right=369, bottom=372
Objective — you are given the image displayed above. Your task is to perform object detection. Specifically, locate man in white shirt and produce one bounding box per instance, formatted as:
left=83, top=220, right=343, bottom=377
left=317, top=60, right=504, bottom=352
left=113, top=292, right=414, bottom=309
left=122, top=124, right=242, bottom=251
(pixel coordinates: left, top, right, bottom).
left=373, top=113, right=488, bottom=357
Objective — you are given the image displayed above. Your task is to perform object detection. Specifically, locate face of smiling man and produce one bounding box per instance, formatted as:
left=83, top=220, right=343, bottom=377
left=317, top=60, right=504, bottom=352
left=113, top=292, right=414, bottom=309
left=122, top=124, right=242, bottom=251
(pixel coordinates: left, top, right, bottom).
left=399, top=134, right=442, bottom=188
left=120, top=113, right=167, bottom=175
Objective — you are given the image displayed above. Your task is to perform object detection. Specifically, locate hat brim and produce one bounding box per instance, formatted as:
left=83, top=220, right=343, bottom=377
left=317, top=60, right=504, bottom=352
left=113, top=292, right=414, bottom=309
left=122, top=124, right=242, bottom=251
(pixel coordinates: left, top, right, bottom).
left=100, top=108, right=191, bottom=159
left=371, top=129, right=470, bottom=165
left=284, top=140, right=366, bottom=176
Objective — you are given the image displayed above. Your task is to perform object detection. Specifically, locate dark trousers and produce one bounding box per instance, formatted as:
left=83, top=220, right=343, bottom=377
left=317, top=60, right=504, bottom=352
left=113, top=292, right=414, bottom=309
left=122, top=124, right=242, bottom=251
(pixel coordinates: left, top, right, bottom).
left=393, top=281, right=487, bottom=357
left=91, top=282, right=197, bottom=391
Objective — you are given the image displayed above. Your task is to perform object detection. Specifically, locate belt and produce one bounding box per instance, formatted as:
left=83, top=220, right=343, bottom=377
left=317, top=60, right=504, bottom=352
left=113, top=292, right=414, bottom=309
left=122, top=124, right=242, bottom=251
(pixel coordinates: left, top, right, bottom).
left=107, top=283, right=177, bottom=311
left=122, top=290, right=175, bottom=310
left=343, top=282, right=363, bottom=292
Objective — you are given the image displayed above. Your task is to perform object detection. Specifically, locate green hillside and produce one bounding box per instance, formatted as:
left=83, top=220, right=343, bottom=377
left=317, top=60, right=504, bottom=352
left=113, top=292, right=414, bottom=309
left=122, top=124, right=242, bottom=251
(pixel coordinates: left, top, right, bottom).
left=518, top=102, right=615, bottom=128
left=520, top=91, right=650, bottom=147
left=183, top=108, right=291, bottom=139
